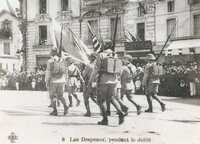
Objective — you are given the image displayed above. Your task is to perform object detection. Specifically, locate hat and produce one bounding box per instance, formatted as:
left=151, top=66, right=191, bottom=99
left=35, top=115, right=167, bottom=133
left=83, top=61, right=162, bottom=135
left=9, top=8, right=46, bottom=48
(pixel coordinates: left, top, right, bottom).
left=146, top=53, right=156, bottom=60
left=123, top=54, right=132, bottom=61
left=103, top=49, right=113, bottom=54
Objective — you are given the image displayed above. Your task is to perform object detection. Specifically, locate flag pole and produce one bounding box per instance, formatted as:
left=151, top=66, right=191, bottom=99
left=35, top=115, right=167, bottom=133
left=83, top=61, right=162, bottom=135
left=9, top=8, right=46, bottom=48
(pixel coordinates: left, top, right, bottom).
left=59, top=24, right=64, bottom=57
left=112, top=13, right=119, bottom=52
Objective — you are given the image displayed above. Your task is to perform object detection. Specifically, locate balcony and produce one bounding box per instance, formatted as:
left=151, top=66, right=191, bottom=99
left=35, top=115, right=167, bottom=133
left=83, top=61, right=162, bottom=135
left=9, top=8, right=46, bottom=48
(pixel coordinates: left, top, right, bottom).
left=82, top=0, right=128, bottom=11
left=55, top=10, right=72, bottom=21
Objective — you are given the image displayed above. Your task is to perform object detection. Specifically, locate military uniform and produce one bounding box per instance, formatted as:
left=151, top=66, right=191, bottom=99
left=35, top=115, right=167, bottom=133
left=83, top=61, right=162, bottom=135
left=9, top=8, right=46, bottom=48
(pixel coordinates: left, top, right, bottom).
left=142, top=54, right=166, bottom=112
left=66, top=60, right=83, bottom=107
left=89, top=49, right=126, bottom=125
left=82, top=60, right=98, bottom=117
left=121, top=55, right=142, bottom=115
left=45, top=48, right=68, bottom=116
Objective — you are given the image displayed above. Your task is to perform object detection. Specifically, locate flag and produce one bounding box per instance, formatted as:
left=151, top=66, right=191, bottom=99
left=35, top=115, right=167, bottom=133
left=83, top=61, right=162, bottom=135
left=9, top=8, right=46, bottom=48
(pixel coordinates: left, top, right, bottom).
left=51, top=21, right=91, bottom=65
left=6, top=0, right=17, bottom=17
left=87, top=23, right=102, bottom=53
left=128, top=31, right=137, bottom=42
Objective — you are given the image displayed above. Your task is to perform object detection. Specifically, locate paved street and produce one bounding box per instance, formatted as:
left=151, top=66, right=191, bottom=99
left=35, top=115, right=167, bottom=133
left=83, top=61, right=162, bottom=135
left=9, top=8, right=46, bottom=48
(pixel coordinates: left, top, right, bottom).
left=0, top=90, right=200, bottom=144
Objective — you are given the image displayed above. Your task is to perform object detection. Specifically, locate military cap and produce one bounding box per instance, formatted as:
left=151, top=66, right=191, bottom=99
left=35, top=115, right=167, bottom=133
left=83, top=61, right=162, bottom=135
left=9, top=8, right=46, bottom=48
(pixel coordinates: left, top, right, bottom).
left=123, top=54, right=132, bottom=61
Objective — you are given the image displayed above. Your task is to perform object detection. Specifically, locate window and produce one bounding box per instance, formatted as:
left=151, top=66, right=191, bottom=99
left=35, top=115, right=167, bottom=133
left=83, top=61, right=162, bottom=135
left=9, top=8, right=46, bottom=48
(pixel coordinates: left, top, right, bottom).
left=168, top=0, right=175, bottom=12
left=39, top=25, right=47, bottom=45
left=194, top=14, right=200, bottom=36
left=189, top=48, right=196, bottom=53
left=61, top=0, right=69, bottom=11
left=110, top=17, right=121, bottom=40
left=137, top=23, right=145, bottom=41
left=39, top=0, right=47, bottom=14
left=138, top=6, right=145, bottom=17
left=88, top=20, right=98, bottom=44
left=167, top=18, right=176, bottom=38
left=4, top=42, right=10, bottom=55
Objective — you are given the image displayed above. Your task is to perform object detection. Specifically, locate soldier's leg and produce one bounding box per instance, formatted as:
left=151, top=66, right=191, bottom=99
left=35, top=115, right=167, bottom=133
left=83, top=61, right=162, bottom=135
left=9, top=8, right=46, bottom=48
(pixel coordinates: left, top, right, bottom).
left=83, top=87, right=91, bottom=116
left=49, top=83, right=58, bottom=116
left=57, top=83, right=68, bottom=115
left=71, top=86, right=80, bottom=107
left=109, top=85, right=126, bottom=125
left=116, top=89, right=128, bottom=114
left=145, top=94, right=153, bottom=112
left=97, top=85, right=108, bottom=125
left=126, top=90, right=142, bottom=115
left=151, top=84, right=166, bottom=112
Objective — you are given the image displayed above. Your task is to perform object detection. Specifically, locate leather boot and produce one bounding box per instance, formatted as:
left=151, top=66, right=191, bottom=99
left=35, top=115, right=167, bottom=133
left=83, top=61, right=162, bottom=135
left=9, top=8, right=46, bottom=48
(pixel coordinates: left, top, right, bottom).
left=161, top=103, right=166, bottom=112
left=136, top=105, right=142, bottom=115
left=98, top=118, right=108, bottom=125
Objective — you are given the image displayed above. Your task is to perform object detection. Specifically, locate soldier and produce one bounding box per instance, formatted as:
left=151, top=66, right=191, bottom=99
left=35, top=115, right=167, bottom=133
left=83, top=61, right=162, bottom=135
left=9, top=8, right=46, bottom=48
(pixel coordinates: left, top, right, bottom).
left=82, top=53, right=98, bottom=117
left=45, top=48, right=68, bottom=116
left=66, top=58, right=84, bottom=107
left=89, top=44, right=126, bottom=125
left=121, top=55, right=142, bottom=115
left=142, top=53, right=166, bottom=113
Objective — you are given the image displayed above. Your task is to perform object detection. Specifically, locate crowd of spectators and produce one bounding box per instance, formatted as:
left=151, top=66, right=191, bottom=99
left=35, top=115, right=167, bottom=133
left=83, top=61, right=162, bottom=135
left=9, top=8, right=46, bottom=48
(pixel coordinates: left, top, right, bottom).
left=159, top=62, right=200, bottom=97
left=0, top=66, right=47, bottom=91
left=1, top=62, right=200, bottom=98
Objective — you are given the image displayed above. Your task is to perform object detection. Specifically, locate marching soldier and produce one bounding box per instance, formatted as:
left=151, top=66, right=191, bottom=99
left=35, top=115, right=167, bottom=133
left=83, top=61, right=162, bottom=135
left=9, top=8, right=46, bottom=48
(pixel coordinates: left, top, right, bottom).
left=142, top=53, right=166, bottom=113
left=89, top=42, right=126, bottom=125
left=66, top=58, right=84, bottom=107
left=45, top=48, right=68, bottom=116
left=121, top=55, right=142, bottom=115
left=82, top=53, right=98, bottom=117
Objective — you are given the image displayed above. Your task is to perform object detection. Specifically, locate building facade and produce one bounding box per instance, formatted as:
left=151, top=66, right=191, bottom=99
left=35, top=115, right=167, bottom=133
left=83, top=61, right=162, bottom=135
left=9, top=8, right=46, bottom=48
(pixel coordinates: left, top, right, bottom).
left=20, top=0, right=81, bottom=72
left=0, top=10, right=22, bottom=72
left=21, top=0, right=200, bottom=71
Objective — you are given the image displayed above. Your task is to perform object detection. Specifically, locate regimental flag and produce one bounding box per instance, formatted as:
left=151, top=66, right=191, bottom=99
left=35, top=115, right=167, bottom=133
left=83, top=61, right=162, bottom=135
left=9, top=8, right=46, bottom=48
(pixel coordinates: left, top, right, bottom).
left=87, top=23, right=102, bottom=53
left=6, top=0, right=17, bottom=17
left=51, top=21, right=91, bottom=65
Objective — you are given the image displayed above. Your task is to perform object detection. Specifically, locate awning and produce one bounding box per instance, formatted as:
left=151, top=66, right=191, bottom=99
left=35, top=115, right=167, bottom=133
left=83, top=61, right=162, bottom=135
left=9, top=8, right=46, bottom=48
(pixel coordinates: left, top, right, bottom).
left=165, top=39, right=200, bottom=55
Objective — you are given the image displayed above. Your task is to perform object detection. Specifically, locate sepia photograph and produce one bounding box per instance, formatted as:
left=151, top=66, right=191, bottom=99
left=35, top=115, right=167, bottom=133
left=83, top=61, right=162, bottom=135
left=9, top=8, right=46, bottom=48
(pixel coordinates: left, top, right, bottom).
left=0, top=0, right=200, bottom=143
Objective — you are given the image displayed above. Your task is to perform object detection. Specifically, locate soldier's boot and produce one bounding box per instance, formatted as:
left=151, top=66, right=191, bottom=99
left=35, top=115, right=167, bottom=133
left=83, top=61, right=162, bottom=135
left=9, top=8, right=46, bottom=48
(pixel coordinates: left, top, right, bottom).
left=59, top=96, right=68, bottom=115
left=152, top=94, right=166, bottom=112
left=118, top=112, right=125, bottom=125
left=161, top=103, right=166, bottom=112
left=50, top=100, right=58, bottom=116
left=98, top=116, right=108, bottom=125
left=68, top=95, right=73, bottom=107
left=73, top=94, right=80, bottom=107
left=145, top=95, right=153, bottom=113
left=136, top=105, right=142, bottom=115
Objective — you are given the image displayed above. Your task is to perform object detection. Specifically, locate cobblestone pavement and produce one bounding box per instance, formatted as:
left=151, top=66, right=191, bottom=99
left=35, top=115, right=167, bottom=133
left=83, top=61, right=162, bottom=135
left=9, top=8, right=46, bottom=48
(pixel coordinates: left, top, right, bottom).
left=0, top=90, right=200, bottom=144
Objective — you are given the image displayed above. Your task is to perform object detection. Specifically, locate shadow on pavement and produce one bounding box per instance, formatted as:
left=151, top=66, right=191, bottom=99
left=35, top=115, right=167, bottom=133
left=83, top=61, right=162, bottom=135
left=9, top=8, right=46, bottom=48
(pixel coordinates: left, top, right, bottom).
left=42, top=122, right=98, bottom=126
left=163, top=97, right=200, bottom=106
left=168, top=119, right=200, bottom=124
